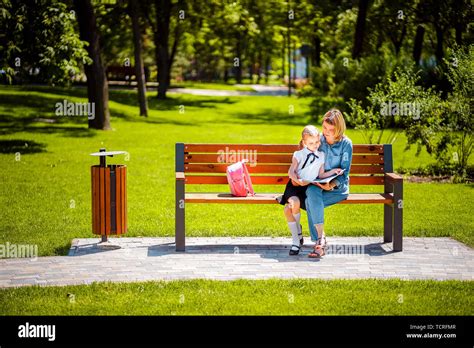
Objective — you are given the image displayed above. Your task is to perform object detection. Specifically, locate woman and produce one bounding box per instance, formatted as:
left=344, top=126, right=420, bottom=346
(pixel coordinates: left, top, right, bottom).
left=293, top=109, right=353, bottom=258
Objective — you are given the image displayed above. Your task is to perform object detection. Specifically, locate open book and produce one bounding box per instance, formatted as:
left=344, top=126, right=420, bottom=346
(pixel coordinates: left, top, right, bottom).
left=303, top=169, right=345, bottom=184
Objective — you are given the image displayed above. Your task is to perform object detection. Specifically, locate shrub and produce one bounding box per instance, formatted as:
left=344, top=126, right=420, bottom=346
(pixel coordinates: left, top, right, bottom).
left=347, top=45, right=473, bottom=180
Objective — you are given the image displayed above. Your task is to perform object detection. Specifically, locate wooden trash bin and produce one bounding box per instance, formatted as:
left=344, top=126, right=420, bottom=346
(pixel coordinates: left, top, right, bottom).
left=90, top=149, right=127, bottom=241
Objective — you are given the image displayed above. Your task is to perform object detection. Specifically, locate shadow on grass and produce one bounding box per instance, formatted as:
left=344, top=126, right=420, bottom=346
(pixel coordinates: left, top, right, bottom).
left=0, top=139, right=47, bottom=154
left=1, top=86, right=234, bottom=128
left=147, top=95, right=237, bottom=111
left=53, top=243, right=73, bottom=256
left=111, top=108, right=197, bottom=126
left=0, top=92, right=97, bottom=137
left=16, top=85, right=87, bottom=98
left=0, top=124, right=96, bottom=138
left=228, top=108, right=313, bottom=126
left=17, top=85, right=238, bottom=110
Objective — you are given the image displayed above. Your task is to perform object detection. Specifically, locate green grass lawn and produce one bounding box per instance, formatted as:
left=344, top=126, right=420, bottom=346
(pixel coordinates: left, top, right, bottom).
left=0, top=85, right=473, bottom=257
left=1, top=279, right=472, bottom=315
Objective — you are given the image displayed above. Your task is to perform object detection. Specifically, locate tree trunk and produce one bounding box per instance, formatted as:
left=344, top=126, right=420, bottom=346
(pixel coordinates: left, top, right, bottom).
left=287, top=26, right=291, bottom=96
left=167, top=23, right=181, bottom=88
left=235, top=33, right=242, bottom=84
left=312, top=35, right=321, bottom=67
left=264, top=55, right=270, bottom=84
left=293, top=40, right=297, bottom=85
left=73, top=0, right=111, bottom=130
left=352, top=0, right=369, bottom=59
left=391, top=23, right=406, bottom=57
left=453, top=0, right=464, bottom=45
left=281, top=33, right=285, bottom=82
left=224, top=66, right=228, bottom=82
left=434, top=24, right=444, bottom=64
left=129, top=0, right=148, bottom=117
left=455, top=22, right=464, bottom=45
left=154, top=0, right=172, bottom=100
left=256, top=52, right=262, bottom=84
left=413, top=25, right=424, bottom=65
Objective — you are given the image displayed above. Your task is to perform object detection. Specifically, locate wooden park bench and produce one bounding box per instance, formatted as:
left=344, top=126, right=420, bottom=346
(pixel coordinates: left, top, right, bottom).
left=175, top=143, right=403, bottom=252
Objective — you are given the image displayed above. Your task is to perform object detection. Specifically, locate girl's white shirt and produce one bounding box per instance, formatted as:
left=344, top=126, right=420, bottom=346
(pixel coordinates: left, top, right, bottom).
left=292, top=146, right=325, bottom=182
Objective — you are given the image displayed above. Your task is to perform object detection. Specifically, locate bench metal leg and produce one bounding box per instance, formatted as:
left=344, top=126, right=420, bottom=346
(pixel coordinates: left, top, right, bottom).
left=393, top=180, right=403, bottom=252
left=175, top=178, right=185, bottom=252
left=175, top=143, right=186, bottom=252
left=383, top=204, right=393, bottom=243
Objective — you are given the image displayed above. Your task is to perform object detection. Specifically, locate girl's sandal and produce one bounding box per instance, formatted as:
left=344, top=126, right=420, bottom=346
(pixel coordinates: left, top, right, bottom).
left=289, top=245, right=301, bottom=256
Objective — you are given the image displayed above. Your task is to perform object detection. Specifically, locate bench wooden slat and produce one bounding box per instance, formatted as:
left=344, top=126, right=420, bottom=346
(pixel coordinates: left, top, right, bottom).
left=185, top=175, right=385, bottom=185
left=185, top=192, right=393, bottom=204
left=185, top=153, right=384, bottom=165
left=184, top=163, right=384, bottom=174
left=184, top=144, right=384, bottom=154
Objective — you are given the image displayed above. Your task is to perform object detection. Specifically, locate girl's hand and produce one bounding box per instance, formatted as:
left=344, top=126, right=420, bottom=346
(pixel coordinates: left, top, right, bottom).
left=315, top=182, right=333, bottom=191
left=291, top=178, right=308, bottom=186
left=289, top=172, right=298, bottom=182
left=291, top=179, right=301, bottom=186
left=332, top=168, right=343, bottom=175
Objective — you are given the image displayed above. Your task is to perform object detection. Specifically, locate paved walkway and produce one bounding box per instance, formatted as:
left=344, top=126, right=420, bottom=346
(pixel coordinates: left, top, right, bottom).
left=168, top=84, right=289, bottom=96
left=0, top=237, right=472, bottom=288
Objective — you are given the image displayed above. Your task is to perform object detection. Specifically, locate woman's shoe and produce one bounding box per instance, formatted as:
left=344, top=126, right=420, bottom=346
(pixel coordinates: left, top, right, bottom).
left=308, top=245, right=325, bottom=258
left=320, top=233, right=327, bottom=249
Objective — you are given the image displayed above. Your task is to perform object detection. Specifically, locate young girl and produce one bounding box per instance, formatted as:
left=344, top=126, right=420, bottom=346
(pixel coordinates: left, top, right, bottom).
left=279, top=125, right=342, bottom=256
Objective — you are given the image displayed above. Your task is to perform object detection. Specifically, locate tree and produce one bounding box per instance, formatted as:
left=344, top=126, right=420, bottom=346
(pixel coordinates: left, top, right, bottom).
left=143, top=0, right=184, bottom=99
left=128, top=0, right=148, bottom=117
left=0, top=0, right=90, bottom=85
left=73, top=0, right=111, bottom=130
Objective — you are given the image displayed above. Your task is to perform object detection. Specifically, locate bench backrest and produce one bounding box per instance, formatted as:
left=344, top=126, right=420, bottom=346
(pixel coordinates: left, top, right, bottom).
left=176, top=143, right=393, bottom=186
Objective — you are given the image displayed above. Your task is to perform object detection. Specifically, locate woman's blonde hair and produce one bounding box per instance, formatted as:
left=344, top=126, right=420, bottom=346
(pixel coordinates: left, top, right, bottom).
left=322, top=108, right=346, bottom=142
left=298, top=125, right=320, bottom=149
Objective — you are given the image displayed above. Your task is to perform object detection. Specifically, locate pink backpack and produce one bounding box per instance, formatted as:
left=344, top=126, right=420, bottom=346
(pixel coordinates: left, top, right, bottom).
left=226, top=160, right=255, bottom=197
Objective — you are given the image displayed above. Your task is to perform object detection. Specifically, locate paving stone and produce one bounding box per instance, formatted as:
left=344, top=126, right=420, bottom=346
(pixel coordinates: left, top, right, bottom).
left=0, top=237, right=472, bottom=288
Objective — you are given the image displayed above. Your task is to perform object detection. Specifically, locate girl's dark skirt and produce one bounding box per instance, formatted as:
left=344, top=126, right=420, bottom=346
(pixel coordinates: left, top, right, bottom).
left=279, top=179, right=308, bottom=210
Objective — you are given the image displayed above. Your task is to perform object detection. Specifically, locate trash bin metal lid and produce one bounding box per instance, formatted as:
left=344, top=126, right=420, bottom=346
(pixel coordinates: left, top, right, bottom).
left=90, top=151, right=127, bottom=157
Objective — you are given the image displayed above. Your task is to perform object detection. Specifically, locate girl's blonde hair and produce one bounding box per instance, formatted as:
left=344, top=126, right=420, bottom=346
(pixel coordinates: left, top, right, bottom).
left=298, top=125, right=320, bottom=149
left=322, top=108, right=346, bottom=142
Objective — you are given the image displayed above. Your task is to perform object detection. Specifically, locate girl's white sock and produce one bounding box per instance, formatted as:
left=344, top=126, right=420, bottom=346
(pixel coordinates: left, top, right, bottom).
left=288, top=221, right=300, bottom=246
left=292, top=213, right=302, bottom=236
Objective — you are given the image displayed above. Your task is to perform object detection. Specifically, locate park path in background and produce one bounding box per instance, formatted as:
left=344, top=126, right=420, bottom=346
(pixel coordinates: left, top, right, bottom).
left=167, top=84, right=289, bottom=96
left=0, top=237, right=472, bottom=288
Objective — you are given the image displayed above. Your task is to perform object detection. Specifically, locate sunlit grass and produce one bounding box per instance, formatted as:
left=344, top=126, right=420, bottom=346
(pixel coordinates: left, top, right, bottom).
left=1, top=279, right=472, bottom=316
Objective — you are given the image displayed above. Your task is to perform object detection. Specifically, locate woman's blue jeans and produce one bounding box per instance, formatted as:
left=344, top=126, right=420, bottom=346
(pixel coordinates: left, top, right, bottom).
left=305, top=184, right=348, bottom=242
